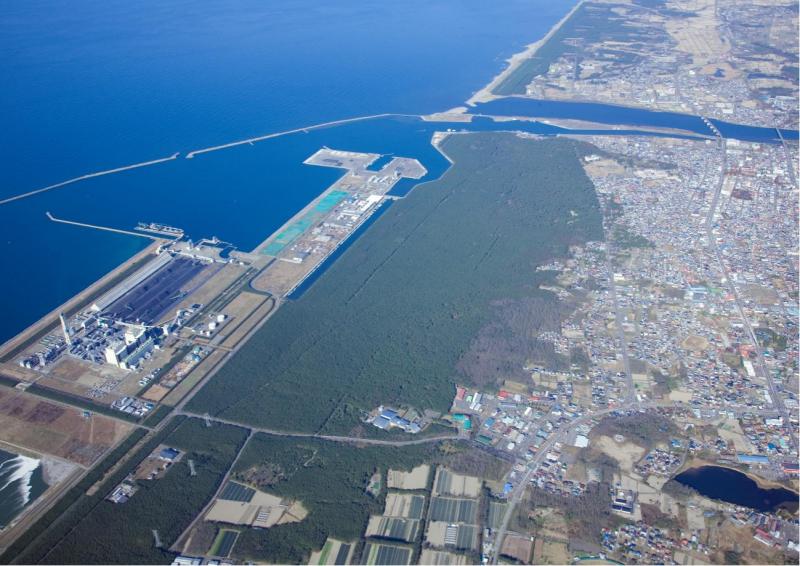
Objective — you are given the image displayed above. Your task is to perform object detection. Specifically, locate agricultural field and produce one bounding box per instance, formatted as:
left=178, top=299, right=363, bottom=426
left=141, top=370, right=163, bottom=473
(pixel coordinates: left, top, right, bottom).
left=227, top=434, right=444, bottom=564
left=428, top=497, right=478, bottom=524
left=0, top=388, right=131, bottom=467
left=187, top=132, right=602, bottom=434
left=364, top=516, right=420, bottom=543
left=308, top=537, right=354, bottom=566
left=387, top=464, right=431, bottom=491
left=432, top=468, right=482, bottom=498
left=362, top=542, right=412, bottom=565
left=382, top=493, right=426, bottom=519
left=419, top=549, right=471, bottom=565
left=208, top=529, right=239, bottom=558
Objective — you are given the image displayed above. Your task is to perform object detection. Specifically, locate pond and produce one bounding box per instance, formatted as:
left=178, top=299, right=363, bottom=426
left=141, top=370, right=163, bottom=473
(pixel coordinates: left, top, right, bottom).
left=674, top=465, right=798, bottom=513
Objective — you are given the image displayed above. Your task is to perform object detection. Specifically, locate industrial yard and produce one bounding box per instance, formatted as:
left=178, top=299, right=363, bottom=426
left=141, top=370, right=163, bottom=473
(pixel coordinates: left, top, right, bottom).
left=252, top=148, right=426, bottom=297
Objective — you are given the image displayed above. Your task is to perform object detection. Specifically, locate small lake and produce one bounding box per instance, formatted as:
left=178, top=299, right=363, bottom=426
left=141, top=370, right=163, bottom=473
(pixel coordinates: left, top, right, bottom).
left=674, top=465, right=799, bottom=513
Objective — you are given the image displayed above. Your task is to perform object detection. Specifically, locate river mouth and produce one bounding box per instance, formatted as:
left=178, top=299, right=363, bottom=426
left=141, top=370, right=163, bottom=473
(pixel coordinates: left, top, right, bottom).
left=673, top=465, right=799, bottom=513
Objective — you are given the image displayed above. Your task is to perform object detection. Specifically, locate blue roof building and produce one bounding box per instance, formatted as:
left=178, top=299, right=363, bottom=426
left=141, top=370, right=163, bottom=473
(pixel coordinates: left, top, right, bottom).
left=736, top=453, right=769, bottom=464
left=159, top=447, right=180, bottom=461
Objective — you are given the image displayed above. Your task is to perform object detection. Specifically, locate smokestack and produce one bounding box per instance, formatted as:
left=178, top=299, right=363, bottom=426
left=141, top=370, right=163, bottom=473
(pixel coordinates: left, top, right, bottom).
left=60, top=312, right=72, bottom=346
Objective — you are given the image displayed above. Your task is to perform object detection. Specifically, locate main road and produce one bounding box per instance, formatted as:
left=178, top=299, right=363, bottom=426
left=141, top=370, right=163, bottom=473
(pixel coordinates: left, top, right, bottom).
left=704, top=139, right=797, bottom=454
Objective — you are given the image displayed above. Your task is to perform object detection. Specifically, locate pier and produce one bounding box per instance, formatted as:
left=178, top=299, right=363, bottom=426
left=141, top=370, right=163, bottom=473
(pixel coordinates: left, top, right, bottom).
left=0, top=153, right=180, bottom=206
left=45, top=212, right=164, bottom=240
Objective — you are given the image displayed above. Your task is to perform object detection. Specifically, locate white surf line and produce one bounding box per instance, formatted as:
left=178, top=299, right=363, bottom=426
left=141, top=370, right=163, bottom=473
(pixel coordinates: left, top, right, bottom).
left=0, top=152, right=180, bottom=206
left=184, top=113, right=418, bottom=158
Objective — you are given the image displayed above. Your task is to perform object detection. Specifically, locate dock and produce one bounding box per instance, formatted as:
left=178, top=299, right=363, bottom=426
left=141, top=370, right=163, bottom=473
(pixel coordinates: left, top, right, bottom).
left=46, top=212, right=164, bottom=240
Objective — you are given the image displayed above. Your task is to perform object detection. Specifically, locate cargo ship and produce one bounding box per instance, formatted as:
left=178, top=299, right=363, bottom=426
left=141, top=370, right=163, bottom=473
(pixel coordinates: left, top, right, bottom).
left=135, top=222, right=184, bottom=238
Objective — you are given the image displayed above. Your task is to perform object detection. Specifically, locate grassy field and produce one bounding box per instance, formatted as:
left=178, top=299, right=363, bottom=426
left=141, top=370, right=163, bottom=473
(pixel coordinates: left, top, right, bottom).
left=187, top=132, right=602, bottom=434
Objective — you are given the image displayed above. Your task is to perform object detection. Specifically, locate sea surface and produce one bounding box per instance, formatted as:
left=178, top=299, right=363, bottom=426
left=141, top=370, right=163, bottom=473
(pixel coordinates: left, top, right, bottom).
left=0, top=0, right=573, bottom=343
left=0, top=449, right=48, bottom=529
left=674, top=465, right=798, bottom=513
left=1, top=1, right=797, bottom=344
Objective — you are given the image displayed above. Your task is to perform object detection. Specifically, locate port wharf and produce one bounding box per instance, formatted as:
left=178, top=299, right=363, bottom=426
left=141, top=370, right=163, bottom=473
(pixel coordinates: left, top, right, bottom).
left=250, top=147, right=426, bottom=298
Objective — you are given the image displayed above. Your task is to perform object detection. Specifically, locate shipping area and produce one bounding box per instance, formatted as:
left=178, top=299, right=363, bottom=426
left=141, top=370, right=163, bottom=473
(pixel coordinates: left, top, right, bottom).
left=0, top=145, right=428, bottom=547
left=251, top=148, right=426, bottom=297
left=0, top=146, right=425, bottom=417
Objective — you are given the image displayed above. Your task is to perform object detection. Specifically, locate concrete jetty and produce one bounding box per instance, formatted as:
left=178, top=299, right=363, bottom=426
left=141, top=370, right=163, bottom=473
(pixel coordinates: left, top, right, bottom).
left=45, top=212, right=163, bottom=240
left=185, top=114, right=410, bottom=158
left=0, top=152, right=180, bottom=206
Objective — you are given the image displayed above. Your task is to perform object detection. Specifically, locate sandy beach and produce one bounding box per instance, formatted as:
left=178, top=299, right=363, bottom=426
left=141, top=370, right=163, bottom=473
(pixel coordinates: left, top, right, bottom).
left=466, top=0, right=585, bottom=105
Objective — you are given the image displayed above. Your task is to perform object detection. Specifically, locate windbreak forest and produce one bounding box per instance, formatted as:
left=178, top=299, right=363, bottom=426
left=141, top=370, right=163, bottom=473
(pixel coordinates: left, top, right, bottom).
left=187, top=132, right=603, bottom=434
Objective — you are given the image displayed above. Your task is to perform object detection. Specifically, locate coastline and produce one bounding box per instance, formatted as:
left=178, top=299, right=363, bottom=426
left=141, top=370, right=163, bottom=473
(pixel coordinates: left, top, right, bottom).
left=0, top=240, right=161, bottom=364
left=466, top=0, right=584, bottom=106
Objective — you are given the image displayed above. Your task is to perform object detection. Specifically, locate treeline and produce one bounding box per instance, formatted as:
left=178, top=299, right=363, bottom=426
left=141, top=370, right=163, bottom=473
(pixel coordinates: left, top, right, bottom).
left=14, top=418, right=247, bottom=565
left=593, top=412, right=679, bottom=449
left=187, top=133, right=603, bottom=434
left=521, top=483, right=623, bottom=543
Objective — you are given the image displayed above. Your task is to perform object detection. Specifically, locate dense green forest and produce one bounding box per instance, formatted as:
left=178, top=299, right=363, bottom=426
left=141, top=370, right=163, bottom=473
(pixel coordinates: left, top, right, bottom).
left=34, top=419, right=247, bottom=565
left=230, top=433, right=437, bottom=564
left=188, top=132, right=602, bottom=433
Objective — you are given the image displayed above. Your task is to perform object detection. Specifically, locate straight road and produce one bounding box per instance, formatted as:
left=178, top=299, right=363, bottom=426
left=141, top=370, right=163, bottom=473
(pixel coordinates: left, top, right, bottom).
left=175, top=410, right=458, bottom=446
left=704, top=140, right=797, bottom=453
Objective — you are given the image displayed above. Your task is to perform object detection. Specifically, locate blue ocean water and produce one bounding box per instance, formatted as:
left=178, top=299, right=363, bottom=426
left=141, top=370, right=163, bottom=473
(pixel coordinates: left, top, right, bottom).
left=2, top=1, right=795, bottom=344
left=0, top=0, right=572, bottom=342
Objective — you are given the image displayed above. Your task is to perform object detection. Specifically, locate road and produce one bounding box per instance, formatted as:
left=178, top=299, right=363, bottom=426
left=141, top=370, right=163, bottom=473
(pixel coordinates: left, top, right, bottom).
left=170, top=429, right=255, bottom=554
left=703, top=140, right=798, bottom=453
left=175, top=410, right=458, bottom=446
left=605, top=255, right=635, bottom=403
left=487, top=397, right=780, bottom=563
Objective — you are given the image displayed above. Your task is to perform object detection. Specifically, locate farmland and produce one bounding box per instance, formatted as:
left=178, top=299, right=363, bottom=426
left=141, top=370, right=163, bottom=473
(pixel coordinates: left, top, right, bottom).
left=0, top=387, right=132, bottom=467
left=187, top=132, right=602, bottom=433
left=227, top=433, right=441, bottom=564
